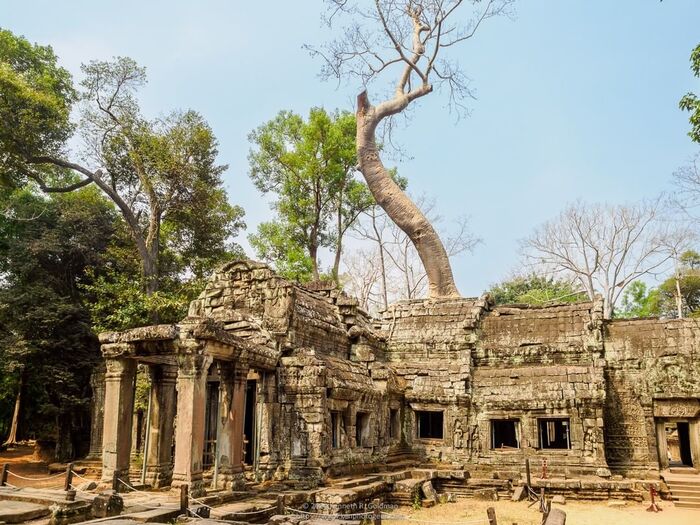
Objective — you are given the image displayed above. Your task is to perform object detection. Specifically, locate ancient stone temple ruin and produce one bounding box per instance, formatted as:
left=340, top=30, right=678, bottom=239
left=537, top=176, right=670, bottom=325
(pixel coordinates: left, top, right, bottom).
left=94, top=260, right=700, bottom=497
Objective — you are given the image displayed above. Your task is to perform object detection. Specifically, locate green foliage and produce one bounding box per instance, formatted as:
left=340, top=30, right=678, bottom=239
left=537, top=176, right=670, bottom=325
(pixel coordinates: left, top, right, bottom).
left=248, top=108, right=372, bottom=280
left=658, top=250, right=700, bottom=318
left=0, top=187, right=114, bottom=447
left=617, top=252, right=700, bottom=319
left=680, top=44, right=700, bottom=143
left=1, top=32, right=246, bottom=299
left=249, top=221, right=314, bottom=282
left=617, top=281, right=661, bottom=318
left=488, top=274, right=587, bottom=305
left=0, top=28, right=76, bottom=189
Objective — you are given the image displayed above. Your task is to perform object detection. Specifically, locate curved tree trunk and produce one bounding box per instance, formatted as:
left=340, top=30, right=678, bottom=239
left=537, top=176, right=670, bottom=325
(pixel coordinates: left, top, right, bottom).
left=356, top=92, right=459, bottom=299
left=4, top=374, right=23, bottom=445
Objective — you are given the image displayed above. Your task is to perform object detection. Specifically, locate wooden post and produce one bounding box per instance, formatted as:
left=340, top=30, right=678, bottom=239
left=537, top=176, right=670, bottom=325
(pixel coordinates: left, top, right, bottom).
left=525, top=458, right=531, bottom=488
left=1, top=464, right=8, bottom=486
left=277, top=495, right=284, bottom=515
left=63, top=463, right=74, bottom=491
left=487, top=506, right=497, bottom=525
left=646, top=484, right=662, bottom=512
left=112, top=470, right=119, bottom=492
left=180, top=484, right=189, bottom=514
left=539, top=488, right=547, bottom=513
left=372, top=497, right=382, bottom=525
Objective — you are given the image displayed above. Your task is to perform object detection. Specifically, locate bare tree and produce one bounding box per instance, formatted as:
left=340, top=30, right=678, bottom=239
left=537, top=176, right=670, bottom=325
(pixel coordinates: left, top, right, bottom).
left=342, top=247, right=385, bottom=312
left=309, top=0, right=512, bottom=298
left=521, top=199, right=691, bottom=318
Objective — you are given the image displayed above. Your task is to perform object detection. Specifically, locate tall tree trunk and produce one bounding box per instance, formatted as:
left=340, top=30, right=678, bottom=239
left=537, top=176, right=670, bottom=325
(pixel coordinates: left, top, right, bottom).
left=4, top=374, right=23, bottom=445
left=371, top=211, right=389, bottom=310
left=332, top=206, right=344, bottom=283
left=143, top=245, right=160, bottom=323
left=675, top=271, right=684, bottom=319
left=309, top=243, right=320, bottom=281
left=356, top=92, right=459, bottom=298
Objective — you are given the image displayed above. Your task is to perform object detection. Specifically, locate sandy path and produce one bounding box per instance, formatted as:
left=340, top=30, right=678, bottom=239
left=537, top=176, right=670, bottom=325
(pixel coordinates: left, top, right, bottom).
left=382, top=499, right=699, bottom=525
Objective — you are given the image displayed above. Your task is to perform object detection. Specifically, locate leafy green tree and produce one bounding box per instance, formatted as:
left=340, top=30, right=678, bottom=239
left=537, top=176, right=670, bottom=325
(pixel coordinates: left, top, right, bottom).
left=680, top=44, right=700, bottom=143
left=248, top=108, right=372, bottom=282
left=248, top=221, right=314, bottom=283
left=617, top=281, right=661, bottom=319
left=657, top=250, right=700, bottom=318
left=488, top=274, right=587, bottom=306
left=0, top=187, right=115, bottom=457
left=0, top=31, right=245, bottom=319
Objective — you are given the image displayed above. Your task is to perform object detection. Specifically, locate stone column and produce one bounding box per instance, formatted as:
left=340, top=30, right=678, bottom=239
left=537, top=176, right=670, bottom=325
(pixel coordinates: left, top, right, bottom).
left=689, top=419, right=700, bottom=469
left=144, top=364, right=178, bottom=488
left=216, top=363, right=248, bottom=489
left=171, top=353, right=211, bottom=495
left=656, top=420, right=668, bottom=470
left=101, top=358, right=137, bottom=485
left=87, top=363, right=106, bottom=459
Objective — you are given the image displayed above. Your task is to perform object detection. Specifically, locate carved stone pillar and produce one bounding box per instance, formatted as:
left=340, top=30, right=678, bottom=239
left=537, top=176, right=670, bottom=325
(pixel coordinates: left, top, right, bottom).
left=144, top=364, right=178, bottom=488
left=101, top=358, right=137, bottom=485
left=689, top=419, right=700, bottom=469
left=171, top=353, right=211, bottom=495
left=656, top=420, right=668, bottom=470
left=216, top=363, right=248, bottom=489
left=87, top=362, right=106, bottom=459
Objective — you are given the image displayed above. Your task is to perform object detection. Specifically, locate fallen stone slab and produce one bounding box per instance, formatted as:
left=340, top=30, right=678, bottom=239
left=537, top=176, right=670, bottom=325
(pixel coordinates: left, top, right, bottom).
left=543, top=508, right=566, bottom=525
left=474, top=488, right=497, bottom=501
left=0, top=501, right=49, bottom=524
left=511, top=486, right=526, bottom=501
left=421, top=481, right=437, bottom=501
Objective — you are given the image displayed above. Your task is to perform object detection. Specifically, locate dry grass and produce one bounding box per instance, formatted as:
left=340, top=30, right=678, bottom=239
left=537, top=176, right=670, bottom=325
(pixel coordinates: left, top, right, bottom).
left=382, top=499, right=699, bottom=525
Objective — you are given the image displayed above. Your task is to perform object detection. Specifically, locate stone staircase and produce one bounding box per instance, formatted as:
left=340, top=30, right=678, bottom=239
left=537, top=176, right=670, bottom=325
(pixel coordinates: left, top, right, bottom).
left=664, top=471, right=700, bottom=510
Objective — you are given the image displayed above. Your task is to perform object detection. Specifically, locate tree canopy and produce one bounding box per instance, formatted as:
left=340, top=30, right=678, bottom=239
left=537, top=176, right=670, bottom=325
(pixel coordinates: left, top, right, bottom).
left=0, top=31, right=245, bottom=314
left=680, top=43, right=700, bottom=144
left=0, top=187, right=115, bottom=456
left=248, top=108, right=371, bottom=282
left=487, top=274, right=587, bottom=306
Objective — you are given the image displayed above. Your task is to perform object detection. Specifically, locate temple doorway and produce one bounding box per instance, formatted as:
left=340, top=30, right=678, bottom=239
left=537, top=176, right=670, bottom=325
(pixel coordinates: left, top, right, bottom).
left=666, top=421, right=694, bottom=467
left=656, top=417, right=699, bottom=470
left=243, top=374, right=258, bottom=466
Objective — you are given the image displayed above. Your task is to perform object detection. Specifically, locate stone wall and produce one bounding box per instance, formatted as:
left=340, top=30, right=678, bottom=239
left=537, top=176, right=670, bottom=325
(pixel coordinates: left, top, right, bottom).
left=604, top=317, right=700, bottom=476
left=470, top=302, right=607, bottom=476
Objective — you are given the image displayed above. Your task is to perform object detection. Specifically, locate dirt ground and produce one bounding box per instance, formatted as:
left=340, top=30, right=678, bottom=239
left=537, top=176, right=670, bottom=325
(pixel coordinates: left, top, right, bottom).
left=383, top=499, right=699, bottom=525
left=0, top=444, right=74, bottom=489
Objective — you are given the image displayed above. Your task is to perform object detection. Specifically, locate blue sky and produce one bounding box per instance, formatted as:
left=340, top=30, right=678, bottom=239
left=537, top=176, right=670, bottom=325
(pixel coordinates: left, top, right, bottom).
left=4, top=0, right=699, bottom=296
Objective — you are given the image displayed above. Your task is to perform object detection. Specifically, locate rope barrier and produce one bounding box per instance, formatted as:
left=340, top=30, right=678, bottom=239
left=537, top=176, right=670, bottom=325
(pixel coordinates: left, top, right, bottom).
left=187, top=495, right=216, bottom=511
left=68, top=483, right=102, bottom=500
left=117, top=478, right=154, bottom=495
left=70, top=470, right=93, bottom=482
left=7, top=470, right=65, bottom=481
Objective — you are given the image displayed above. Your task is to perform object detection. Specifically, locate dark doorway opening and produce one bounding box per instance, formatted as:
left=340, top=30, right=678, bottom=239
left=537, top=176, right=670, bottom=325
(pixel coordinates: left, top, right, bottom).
left=331, top=411, right=343, bottom=448
left=243, top=379, right=256, bottom=465
left=389, top=408, right=400, bottom=439
left=356, top=412, right=370, bottom=447
left=203, top=381, right=219, bottom=469
left=491, top=419, right=519, bottom=449
left=678, top=422, right=694, bottom=467
left=416, top=410, right=444, bottom=439
left=538, top=419, right=571, bottom=449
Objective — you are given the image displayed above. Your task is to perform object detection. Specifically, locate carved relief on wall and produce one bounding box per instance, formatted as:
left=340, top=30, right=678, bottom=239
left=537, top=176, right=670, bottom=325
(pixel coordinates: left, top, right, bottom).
left=453, top=419, right=464, bottom=448
left=653, top=398, right=700, bottom=418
